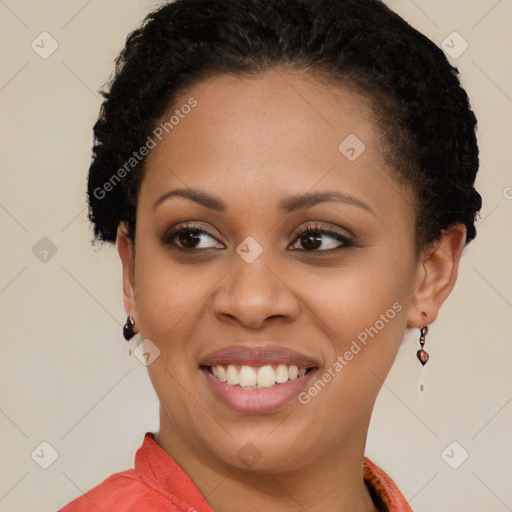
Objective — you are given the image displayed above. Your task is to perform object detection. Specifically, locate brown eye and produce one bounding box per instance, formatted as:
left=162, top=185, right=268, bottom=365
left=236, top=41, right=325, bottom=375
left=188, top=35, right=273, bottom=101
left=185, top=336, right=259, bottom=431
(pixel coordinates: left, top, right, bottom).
left=177, top=229, right=202, bottom=249
left=300, top=232, right=323, bottom=250
left=290, top=226, right=353, bottom=252
left=162, top=224, right=224, bottom=250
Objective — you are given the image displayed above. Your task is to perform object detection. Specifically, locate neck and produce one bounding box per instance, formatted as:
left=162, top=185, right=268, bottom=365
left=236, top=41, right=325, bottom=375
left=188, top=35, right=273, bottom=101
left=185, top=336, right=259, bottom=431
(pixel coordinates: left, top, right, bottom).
left=156, top=405, right=379, bottom=512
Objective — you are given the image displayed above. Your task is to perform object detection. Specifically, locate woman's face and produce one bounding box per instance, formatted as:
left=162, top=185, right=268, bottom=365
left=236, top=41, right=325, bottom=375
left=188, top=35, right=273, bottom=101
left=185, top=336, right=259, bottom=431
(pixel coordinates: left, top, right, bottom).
left=121, top=69, right=424, bottom=471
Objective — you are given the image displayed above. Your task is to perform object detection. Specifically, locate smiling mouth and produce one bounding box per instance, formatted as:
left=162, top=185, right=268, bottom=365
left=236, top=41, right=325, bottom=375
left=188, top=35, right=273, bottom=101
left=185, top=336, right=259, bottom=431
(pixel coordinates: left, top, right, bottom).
left=202, top=364, right=315, bottom=389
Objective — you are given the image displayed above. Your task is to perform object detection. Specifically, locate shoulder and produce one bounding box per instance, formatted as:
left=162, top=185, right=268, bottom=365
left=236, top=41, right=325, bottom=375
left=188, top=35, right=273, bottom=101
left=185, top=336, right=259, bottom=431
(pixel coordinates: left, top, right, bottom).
left=58, top=432, right=205, bottom=512
left=58, top=468, right=182, bottom=512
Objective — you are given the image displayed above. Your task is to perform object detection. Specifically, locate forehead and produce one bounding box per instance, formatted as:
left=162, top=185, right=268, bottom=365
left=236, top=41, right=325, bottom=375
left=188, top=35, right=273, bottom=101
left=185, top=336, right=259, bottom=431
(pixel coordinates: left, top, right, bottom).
left=139, top=70, right=413, bottom=220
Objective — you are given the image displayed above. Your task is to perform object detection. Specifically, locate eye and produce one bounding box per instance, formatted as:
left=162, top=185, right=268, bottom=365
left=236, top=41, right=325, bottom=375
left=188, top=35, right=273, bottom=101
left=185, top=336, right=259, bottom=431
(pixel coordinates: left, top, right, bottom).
left=162, top=222, right=354, bottom=253
left=289, top=224, right=354, bottom=253
left=162, top=223, right=224, bottom=251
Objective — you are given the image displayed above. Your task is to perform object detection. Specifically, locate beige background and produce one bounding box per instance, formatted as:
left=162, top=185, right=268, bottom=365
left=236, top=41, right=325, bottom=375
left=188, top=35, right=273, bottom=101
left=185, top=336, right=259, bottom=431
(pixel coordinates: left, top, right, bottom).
left=1, top=1, right=511, bottom=510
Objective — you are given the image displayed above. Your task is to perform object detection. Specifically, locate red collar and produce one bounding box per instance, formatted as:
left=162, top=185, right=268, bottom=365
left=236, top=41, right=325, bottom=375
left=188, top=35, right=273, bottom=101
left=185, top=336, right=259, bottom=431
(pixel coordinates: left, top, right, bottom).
left=135, top=432, right=214, bottom=512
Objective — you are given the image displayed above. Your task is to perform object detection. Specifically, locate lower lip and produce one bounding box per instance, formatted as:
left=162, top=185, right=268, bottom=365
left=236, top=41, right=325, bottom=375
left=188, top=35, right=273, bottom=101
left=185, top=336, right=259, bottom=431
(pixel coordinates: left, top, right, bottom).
left=201, top=367, right=318, bottom=414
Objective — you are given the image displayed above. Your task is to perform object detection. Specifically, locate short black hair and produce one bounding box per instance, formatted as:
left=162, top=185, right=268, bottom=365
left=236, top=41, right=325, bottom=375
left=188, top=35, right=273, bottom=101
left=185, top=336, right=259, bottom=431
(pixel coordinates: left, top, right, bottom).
left=87, top=0, right=482, bottom=253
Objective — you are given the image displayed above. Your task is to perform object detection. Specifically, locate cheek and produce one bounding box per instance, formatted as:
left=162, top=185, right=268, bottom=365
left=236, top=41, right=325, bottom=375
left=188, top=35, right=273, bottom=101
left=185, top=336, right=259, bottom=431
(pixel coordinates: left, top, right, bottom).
left=295, top=265, right=409, bottom=422
left=133, top=248, right=198, bottom=333
left=298, top=251, right=409, bottom=341
left=133, top=245, right=229, bottom=363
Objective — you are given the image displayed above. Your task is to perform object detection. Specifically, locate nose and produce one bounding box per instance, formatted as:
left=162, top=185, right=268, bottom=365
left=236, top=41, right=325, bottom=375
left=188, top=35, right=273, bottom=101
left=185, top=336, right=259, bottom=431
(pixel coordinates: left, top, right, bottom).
left=212, top=253, right=301, bottom=330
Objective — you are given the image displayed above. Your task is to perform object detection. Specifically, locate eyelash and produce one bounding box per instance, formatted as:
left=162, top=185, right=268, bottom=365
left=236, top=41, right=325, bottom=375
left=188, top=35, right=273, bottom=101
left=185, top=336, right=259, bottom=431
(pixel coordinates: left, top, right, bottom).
left=290, top=225, right=355, bottom=253
left=162, top=222, right=355, bottom=255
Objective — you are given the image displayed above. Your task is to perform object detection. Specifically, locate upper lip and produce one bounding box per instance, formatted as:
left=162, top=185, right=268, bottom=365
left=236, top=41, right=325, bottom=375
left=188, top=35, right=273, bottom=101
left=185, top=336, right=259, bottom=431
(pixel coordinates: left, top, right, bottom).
left=198, top=344, right=320, bottom=368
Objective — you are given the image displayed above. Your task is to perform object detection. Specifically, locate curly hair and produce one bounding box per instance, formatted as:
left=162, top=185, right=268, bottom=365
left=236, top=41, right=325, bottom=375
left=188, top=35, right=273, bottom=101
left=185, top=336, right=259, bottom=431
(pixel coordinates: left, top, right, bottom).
left=87, top=0, right=482, bottom=253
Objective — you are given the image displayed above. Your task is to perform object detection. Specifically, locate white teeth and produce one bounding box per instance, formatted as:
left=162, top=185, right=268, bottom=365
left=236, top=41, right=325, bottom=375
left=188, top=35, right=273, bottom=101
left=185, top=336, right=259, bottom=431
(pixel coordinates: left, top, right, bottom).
left=217, top=365, right=227, bottom=382
left=226, top=364, right=240, bottom=385
left=210, top=363, right=310, bottom=388
left=257, top=365, right=276, bottom=388
left=239, top=365, right=257, bottom=387
left=275, top=364, right=289, bottom=383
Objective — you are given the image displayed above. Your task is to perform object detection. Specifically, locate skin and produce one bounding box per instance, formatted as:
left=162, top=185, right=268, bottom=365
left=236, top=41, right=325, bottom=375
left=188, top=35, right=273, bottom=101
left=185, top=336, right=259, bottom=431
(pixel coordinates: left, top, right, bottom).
left=117, top=68, right=466, bottom=512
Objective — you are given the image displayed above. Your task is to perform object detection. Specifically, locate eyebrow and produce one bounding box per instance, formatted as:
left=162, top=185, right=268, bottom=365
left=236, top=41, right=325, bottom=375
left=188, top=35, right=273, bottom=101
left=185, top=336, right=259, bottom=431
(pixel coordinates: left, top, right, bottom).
left=152, top=188, right=226, bottom=212
left=152, top=187, right=375, bottom=216
left=278, top=190, right=375, bottom=216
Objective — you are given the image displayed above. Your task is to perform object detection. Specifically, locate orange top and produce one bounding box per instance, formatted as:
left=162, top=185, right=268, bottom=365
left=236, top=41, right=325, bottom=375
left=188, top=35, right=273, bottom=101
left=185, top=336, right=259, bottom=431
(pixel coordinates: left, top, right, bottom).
left=59, top=432, right=412, bottom=512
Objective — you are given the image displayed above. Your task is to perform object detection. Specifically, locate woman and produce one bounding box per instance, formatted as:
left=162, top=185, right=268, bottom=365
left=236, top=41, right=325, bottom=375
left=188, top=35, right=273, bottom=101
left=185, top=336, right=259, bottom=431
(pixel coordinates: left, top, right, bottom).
left=60, top=0, right=481, bottom=510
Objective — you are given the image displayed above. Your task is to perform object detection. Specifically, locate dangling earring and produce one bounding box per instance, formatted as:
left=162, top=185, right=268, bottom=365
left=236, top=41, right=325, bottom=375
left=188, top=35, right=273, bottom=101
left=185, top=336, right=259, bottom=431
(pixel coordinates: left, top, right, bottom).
left=123, top=315, right=136, bottom=341
left=416, top=326, right=429, bottom=366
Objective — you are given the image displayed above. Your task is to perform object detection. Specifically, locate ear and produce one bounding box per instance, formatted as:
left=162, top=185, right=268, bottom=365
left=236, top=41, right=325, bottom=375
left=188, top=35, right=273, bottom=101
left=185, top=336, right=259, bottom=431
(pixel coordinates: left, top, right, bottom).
left=406, top=224, right=467, bottom=328
left=116, top=222, right=138, bottom=327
